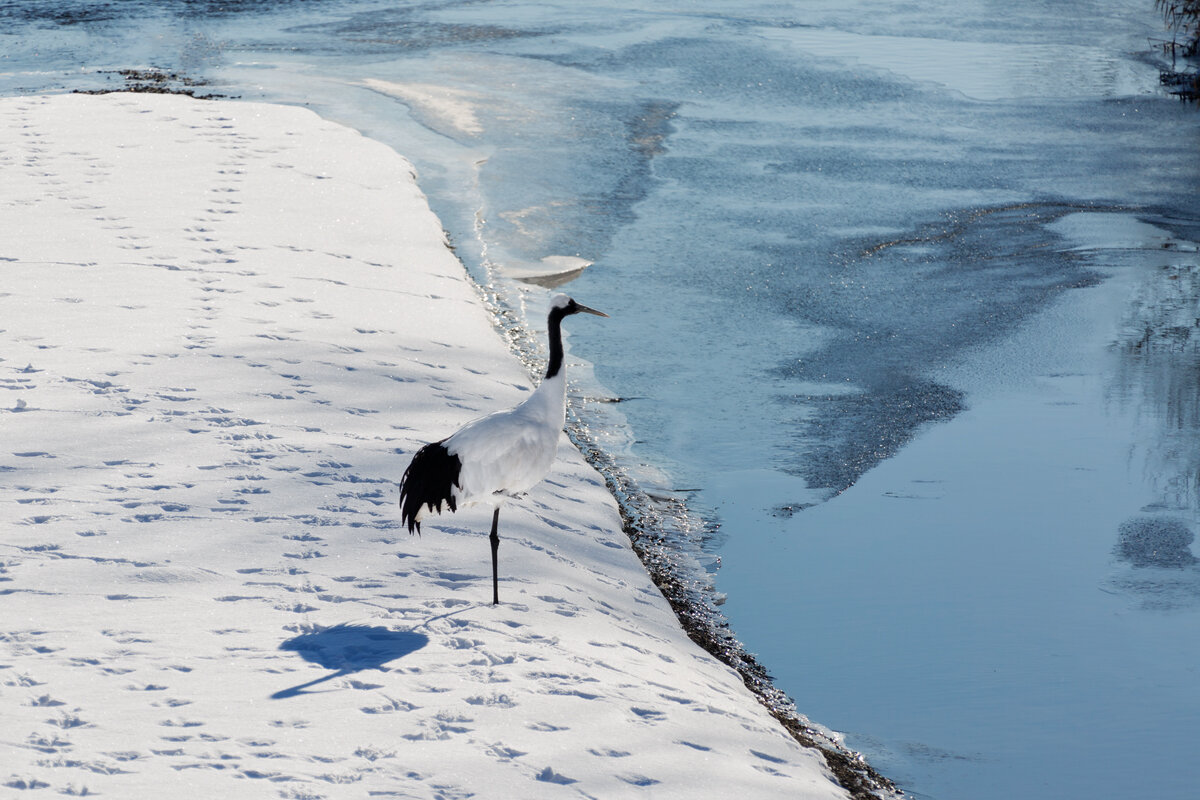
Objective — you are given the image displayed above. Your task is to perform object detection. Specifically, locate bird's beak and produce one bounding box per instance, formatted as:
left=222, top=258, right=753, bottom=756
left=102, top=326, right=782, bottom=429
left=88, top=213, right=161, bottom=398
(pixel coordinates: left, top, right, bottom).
left=575, top=303, right=609, bottom=318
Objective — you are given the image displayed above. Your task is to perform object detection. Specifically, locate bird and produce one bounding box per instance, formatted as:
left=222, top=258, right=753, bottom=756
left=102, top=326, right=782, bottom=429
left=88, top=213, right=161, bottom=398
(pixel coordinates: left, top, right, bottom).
left=398, top=294, right=608, bottom=605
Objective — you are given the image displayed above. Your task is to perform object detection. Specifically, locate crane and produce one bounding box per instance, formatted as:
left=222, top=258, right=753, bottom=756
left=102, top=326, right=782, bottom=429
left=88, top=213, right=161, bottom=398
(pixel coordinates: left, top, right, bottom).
left=399, top=294, right=608, bottom=604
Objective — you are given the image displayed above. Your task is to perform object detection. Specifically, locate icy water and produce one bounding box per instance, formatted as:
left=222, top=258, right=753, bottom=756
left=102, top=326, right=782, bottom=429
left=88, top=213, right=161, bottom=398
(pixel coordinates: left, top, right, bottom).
left=5, top=1, right=1200, bottom=798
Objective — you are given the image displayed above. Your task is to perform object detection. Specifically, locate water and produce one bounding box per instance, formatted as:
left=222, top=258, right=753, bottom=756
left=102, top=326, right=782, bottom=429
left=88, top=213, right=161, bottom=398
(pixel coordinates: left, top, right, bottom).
left=5, top=2, right=1200, bottom=798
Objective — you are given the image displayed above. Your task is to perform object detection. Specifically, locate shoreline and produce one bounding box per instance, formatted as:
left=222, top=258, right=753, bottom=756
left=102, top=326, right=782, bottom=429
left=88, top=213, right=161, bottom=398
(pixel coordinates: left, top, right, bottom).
left=1, top=91, right=872, bottom=798
left=475, top=278, right=896, bottom=798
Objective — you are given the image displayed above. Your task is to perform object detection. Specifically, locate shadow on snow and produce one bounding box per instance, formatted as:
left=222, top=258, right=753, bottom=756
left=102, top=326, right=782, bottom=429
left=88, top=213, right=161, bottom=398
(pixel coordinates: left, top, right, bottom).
left=271, top=624, right=428, bottom=699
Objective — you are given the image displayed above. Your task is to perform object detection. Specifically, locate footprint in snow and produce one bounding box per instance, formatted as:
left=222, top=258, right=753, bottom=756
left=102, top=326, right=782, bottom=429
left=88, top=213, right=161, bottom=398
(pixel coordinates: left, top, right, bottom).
left=630, top=707, right=667, bottom=722
left=357, top=695, right=419, bottom=715
left=535, top=767, right=576, bottom=785
left=487, top=743, right=526, bottom=761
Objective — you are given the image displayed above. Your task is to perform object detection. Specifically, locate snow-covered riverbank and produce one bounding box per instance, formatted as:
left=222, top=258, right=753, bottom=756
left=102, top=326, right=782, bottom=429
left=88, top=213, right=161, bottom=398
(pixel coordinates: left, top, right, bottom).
left=0, top=92, right=849, bottom=798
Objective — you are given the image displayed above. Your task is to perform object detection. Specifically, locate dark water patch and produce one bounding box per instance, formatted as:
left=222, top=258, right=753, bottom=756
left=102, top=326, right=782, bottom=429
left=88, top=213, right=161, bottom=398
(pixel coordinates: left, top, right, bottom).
left=0, top=1, right=126, bottom=25
left=291, top=4, right=551, bottom=53
left=1116, top=517, right=1198, bottom=568
left=791, top=379, right=965, bottom=494
left=774, top=202, right=1107, bottom=492
left=0, top=0, right=345, bottom=25
left=176, top=0, right=344, bottom=18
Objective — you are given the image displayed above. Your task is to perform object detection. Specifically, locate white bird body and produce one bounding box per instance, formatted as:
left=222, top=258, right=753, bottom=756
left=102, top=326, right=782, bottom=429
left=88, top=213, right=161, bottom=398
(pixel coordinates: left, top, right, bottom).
left=399, top=294, right=607, bottom=604
left=443, top=368, right=566, bottom=512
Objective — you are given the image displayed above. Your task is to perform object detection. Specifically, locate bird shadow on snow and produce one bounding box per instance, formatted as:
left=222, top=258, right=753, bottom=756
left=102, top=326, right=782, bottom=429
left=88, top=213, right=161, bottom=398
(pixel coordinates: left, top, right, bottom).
left=270, top=624, right=428, bottom=699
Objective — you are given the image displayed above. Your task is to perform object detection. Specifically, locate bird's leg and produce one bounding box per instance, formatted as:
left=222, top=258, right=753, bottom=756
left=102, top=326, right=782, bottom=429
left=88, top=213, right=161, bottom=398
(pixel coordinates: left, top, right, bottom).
left=490, top=507, right=501, bottom=606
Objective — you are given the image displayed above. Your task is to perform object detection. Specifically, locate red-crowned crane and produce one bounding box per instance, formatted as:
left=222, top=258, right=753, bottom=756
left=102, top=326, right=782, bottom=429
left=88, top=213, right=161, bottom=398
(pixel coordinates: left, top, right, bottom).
left=398, top=294, right=608, bottom=605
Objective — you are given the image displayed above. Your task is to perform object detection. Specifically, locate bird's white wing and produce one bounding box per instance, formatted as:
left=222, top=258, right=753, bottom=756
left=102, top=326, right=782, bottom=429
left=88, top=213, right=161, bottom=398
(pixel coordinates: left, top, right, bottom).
left=444, top=408, right=561, bottom=502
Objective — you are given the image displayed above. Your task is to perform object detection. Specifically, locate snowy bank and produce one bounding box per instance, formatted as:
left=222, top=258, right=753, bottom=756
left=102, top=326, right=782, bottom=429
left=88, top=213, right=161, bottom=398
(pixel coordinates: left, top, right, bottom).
left=1, top=93, right=847, bottom=799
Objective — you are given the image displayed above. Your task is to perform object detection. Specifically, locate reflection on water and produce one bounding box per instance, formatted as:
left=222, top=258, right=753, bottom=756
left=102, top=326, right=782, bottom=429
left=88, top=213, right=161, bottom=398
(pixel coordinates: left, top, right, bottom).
left=1116, top=517, right=1197, bottom=568
left=1111, top=259, right=1200, bottom=607
left=780, top=202, right=1098, bottom=494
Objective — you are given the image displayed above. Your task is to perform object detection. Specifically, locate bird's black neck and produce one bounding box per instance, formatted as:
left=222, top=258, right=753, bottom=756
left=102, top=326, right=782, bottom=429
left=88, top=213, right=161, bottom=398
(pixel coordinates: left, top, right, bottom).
left=545, top=307, right=567, bottom=380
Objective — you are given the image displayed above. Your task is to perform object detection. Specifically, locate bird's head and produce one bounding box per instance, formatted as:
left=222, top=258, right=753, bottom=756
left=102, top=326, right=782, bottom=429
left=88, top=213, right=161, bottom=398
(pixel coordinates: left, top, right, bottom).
left=551, top=293, right=608, bottom=319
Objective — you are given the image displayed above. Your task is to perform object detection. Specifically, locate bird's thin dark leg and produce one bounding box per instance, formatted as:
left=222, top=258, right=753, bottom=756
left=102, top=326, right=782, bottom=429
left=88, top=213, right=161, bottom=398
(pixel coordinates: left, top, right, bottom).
left=490, top=507, right=501, bottom=606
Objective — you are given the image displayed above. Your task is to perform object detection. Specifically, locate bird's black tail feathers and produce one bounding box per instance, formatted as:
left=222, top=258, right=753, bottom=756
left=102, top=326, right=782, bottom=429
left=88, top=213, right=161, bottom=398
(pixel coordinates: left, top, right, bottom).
left=398, top=440, right=462, bottom=534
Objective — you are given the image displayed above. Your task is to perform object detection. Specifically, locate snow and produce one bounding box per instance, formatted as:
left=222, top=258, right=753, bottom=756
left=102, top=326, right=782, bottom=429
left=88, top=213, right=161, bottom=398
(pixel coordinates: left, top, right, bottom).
left=360, top=78, right=485, bottom=138
left=0, top=92, right=847, bottom=799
